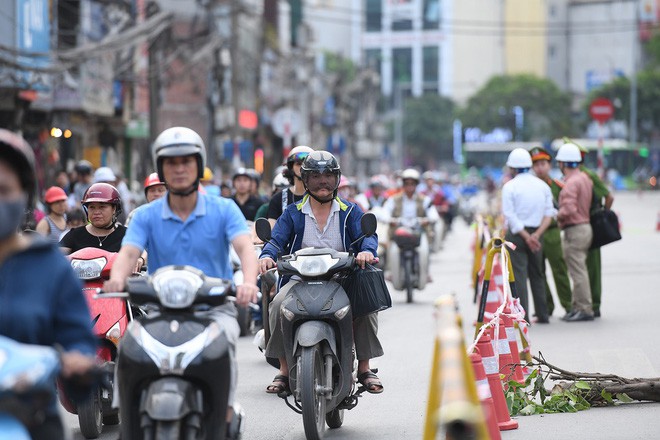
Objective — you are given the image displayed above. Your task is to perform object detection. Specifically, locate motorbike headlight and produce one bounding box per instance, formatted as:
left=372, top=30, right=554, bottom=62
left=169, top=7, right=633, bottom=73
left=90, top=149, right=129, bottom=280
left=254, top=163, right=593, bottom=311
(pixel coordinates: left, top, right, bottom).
left=289, top=254, right=339, bottom=277
left=152, top=270, right=203, bottom=309
left=70, top=257, right=107, bottom=280
left=334, top=305, right=351, bottom=320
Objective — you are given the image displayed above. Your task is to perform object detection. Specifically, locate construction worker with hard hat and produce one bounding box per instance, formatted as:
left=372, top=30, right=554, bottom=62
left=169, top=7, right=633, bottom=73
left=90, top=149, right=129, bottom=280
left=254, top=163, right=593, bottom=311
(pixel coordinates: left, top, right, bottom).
left=529, top=146, right=572, bottom=316
left=555, top=143, right=595, bottom=322
left=501, top=148, right=555, bottom=323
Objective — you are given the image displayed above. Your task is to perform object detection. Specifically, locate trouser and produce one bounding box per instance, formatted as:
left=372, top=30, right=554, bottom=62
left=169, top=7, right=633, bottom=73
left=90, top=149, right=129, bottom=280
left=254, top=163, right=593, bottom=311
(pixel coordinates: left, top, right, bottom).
left=587, top=247, right=602, bottom=313
left=30, top=414, right=64, bottom=440
left=506, top=228, right=548, bottom=322
left=542, top=227, right=573, bottom=314
left=266, top=280, right=384, bottom=361
left=562, top=224, right=593, bottom=314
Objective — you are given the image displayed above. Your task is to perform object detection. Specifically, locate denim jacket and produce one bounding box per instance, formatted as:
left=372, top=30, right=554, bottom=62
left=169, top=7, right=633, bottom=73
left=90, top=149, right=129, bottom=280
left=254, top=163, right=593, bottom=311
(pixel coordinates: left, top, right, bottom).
left=259, top=195, right=378, bottom=286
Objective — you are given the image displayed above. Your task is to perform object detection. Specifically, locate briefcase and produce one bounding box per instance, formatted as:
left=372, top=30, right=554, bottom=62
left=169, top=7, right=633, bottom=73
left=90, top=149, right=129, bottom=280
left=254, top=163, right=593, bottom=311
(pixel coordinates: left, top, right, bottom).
left=590, top=209, right=621, bottom=249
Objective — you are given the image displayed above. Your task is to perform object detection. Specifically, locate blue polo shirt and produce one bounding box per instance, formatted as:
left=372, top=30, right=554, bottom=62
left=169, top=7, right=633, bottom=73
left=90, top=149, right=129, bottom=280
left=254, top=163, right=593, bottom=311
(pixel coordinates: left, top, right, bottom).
left=123, top=193, right=249, bottom=279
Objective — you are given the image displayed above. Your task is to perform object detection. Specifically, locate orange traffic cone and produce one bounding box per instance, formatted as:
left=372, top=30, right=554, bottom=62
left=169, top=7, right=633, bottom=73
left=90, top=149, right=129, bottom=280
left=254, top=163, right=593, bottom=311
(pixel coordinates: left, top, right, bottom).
left=501, top=309, right=525, bottom=384
left=469, top=352, right=502, bottom=440
left=656, top=211, right=660, bottom=232
left=475, top=332, right=519, bottom=431
left=488, top=319, right=517, bottom=383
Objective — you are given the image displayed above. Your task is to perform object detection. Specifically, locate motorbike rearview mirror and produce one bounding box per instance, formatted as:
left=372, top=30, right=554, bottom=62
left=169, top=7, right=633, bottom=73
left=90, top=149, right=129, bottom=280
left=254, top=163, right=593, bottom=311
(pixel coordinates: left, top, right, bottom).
left=361, top=212, right=377, bottom=237
left=255, top=218, right=272, bottom=243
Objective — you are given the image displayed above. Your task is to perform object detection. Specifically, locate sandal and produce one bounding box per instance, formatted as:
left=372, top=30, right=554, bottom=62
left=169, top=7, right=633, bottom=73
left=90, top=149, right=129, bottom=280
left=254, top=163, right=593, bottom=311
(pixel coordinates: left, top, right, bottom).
left=357, top=371, right=384, bottom=394
left=266, top=374, right=289, bottom=394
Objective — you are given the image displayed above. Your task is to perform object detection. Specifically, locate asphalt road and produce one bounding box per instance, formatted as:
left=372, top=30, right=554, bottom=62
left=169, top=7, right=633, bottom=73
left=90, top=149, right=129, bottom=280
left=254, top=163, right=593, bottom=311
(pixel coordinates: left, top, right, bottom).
left=63, top=190, right=660, bottom=440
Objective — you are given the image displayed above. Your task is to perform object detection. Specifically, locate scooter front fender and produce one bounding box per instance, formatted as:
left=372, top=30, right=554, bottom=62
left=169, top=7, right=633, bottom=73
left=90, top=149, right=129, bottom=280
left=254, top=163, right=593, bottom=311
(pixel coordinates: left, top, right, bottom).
left=140, top=377, right=201, bottom=422
left=293, top=321, right=338, bottom=358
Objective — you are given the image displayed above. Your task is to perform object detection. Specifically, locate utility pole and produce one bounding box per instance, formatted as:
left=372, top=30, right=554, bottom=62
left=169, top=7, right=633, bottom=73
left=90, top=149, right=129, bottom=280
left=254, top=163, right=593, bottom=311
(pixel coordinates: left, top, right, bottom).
left=148, top=33, right=160, bottom=143
left=630, top=17, right=639, bottom=148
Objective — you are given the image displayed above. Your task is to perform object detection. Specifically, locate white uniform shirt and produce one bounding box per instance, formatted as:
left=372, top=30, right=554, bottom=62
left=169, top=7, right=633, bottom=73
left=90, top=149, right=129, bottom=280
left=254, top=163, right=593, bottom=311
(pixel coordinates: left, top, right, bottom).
left=501, top=172, right=556, bottom=234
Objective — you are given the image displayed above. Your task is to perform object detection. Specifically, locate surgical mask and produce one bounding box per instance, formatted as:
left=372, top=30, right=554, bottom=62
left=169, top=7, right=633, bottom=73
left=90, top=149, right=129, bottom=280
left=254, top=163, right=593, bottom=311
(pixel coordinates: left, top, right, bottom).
left=0, top=197, right=27, bottom=240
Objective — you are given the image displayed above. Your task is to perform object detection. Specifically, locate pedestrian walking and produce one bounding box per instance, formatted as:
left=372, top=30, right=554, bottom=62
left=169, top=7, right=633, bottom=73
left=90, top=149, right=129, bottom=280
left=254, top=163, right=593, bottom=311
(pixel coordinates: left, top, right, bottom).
left=530, top=147, right=572, bottom=316
left=501, top=148, right=555, bottom=323
left=556, top=144, right=594, bottom=322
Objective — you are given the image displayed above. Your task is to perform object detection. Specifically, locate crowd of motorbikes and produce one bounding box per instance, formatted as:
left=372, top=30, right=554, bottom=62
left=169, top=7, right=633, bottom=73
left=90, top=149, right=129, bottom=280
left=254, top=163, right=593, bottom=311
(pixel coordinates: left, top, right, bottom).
left=0, top=192, right=480, bottom=440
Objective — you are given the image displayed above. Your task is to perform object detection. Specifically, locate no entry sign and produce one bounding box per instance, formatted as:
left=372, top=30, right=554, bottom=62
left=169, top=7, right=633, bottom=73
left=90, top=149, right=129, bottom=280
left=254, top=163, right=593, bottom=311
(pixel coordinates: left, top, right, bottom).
left=589, top=97, right=614, bottom=123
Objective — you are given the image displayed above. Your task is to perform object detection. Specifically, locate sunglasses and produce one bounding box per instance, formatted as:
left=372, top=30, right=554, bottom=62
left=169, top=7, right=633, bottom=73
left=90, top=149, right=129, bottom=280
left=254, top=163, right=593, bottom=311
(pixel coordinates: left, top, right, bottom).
left=288, top=152, right=309, bottom=165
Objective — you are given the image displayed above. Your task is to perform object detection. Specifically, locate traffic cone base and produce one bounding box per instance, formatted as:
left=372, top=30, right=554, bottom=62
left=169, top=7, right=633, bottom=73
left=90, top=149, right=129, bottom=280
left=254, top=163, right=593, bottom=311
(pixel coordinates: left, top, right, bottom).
left=470, top=353, right=502, bottom=440
left=475, top=333, right=519, bottom=431
left=501, top=310, right=525, bottom=384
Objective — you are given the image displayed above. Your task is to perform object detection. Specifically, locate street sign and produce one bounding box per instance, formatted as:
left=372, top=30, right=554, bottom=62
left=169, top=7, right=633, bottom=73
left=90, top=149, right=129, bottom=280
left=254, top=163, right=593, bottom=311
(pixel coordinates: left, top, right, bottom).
left=271, top=107, right=302, bottom=137
left=589, top=98, right=614, bottom=123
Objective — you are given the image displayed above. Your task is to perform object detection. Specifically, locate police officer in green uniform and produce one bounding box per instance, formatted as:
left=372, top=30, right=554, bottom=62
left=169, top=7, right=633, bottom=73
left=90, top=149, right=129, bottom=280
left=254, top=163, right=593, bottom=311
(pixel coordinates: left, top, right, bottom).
left=529, top=147, right=572, bottom=316
left=574, top=144, right=614, bottom=318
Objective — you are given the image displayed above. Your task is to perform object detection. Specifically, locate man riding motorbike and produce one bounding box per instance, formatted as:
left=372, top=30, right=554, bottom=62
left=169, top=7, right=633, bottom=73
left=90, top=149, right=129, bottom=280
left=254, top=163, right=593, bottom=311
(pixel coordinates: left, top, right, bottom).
left=383, top=169, right=439, bottom=288
left=267, top=145, right=314, bottom=225
left=103, top=126, right=259, bottom=426
left=60, top=182, right=128, bottom=255
left=258, top=150, right=384, bottom=395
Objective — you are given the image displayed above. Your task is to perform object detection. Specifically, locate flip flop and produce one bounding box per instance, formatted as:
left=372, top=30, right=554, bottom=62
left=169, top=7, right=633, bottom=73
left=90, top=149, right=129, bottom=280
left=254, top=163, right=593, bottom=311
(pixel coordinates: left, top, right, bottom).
left=266, top=374, right=289, bottom=394
left=357, top=371, right=384, bottom=394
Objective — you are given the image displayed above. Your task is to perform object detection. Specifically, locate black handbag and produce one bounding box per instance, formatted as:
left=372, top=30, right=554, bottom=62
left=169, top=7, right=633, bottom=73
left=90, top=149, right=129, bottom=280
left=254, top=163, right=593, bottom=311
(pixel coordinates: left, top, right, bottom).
left=338, top=264, right=392, bottom=318
left=590, top=208, right=621, bottom=249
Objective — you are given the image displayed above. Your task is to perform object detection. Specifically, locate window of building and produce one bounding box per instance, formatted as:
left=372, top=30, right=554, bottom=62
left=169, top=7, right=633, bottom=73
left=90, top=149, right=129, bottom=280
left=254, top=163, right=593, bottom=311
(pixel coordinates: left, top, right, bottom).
left=392, top=47, right=412, bottom=84
left=391, top=0, right=414, bottom=31
left=423, top=46, right=439, bottom=84
left=365, top=48, right=382, bottom=74
left=423, top=0, right=440, bottom=30
left=366, top=0, right=382, bottom=32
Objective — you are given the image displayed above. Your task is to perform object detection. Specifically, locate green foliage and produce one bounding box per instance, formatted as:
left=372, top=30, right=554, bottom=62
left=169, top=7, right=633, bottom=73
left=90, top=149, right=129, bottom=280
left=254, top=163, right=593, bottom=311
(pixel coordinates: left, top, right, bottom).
left=460, top=74, right=573, bottom=141
left=323, top=52, right=356, bottom=82
left=403, top=94, right=456, bottom=163
left=587, top=70, right=660, bottom=142
left=505, top=368, right=591, bottom=416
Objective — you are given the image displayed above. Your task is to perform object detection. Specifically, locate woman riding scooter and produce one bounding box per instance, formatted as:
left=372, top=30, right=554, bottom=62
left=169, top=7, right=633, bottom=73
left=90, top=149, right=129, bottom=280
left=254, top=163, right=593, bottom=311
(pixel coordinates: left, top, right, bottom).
left=60, top=183, right=130, bottom=255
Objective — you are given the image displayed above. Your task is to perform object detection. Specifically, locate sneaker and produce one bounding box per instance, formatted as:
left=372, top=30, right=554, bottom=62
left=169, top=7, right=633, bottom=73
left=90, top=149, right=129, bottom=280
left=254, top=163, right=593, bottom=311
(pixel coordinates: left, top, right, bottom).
left=564, top=311, right=595, bottom=322
left=561, top=310, right=577, bottom=321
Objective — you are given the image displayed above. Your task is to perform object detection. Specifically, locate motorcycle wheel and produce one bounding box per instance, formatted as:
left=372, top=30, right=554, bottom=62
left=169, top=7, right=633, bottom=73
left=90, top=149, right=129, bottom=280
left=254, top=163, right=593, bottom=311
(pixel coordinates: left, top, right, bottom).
left=405, top=258, right=414, bottom=303
left=236, top=304, right=251, bottom=337
left=325, top=408, right=344, bottom=429
left=78, top=385, right=103, bottom=439
left=155, top=420, right=180, bottom=440
left=300, top=345, right=326, bottom=440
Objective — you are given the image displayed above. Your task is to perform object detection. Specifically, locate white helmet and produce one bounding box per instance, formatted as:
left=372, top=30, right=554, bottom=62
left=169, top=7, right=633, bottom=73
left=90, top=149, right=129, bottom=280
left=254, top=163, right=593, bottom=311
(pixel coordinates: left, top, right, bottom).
left=556, top=143, right=582, bottom=163
left=272, top=172, right=290, bottom=189
left=152, top=127, right=207, bottom=180
left=400, top=168, right=420, bottom=183
left=93, top=166, right=116, bottom=183
left=506, top=148, right=533, bottom=169
left=421, top=170, right=437, bottom=181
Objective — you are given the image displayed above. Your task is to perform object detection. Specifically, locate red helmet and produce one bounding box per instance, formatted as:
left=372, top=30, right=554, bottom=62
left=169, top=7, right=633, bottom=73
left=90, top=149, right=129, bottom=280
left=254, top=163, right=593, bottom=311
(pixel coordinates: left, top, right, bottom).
left=82, top=183, right=122, bottom=215
left=143, top=172, right=166, bottom=197
left=44, top=186, right=67, bottom=204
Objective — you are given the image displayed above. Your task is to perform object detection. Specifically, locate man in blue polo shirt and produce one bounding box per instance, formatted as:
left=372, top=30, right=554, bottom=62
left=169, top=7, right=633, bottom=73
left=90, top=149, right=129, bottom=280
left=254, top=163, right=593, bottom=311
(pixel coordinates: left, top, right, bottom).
left=104, top=127, right=258, bottom=426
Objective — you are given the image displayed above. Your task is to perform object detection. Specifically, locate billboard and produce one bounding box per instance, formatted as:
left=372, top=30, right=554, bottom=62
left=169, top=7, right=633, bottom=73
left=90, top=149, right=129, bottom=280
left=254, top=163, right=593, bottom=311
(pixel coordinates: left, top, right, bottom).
left=15, top=0, right=50, bottom=90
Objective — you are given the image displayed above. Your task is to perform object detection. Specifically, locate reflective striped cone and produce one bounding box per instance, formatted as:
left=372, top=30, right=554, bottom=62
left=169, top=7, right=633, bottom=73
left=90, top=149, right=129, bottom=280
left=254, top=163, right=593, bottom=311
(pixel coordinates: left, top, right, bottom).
left=475, top=332, right=518, bottom=431
left=488, top=319, right=516, bottom=384
left=501, top=308, right=525, bottom=384
left=469, top=352, right=502, bottom=440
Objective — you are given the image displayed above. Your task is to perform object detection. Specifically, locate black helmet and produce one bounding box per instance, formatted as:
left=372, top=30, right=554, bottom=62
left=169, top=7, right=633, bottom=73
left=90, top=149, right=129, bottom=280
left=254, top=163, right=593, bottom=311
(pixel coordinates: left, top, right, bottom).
left=74, top=160, right=93, bottom=175
left=0, top=130, right=36, bottom=207
left=232, top=167, right=252, bottom=181
left=300, top=151, right=341, bottom=204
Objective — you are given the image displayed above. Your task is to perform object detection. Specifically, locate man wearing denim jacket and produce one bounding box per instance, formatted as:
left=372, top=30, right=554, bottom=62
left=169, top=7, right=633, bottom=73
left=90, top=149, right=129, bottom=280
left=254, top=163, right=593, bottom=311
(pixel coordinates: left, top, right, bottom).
left=259, top=151, right=384, bottom=395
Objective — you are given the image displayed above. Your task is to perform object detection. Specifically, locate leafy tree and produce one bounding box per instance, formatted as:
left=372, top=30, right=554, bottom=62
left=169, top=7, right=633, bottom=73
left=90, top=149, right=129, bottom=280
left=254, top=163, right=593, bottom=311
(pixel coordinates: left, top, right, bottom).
left=587, top=70, right=660, bottom=143
left=460, top=74, right=574, bottom=141
left=403, top=94, right=456, bottom=164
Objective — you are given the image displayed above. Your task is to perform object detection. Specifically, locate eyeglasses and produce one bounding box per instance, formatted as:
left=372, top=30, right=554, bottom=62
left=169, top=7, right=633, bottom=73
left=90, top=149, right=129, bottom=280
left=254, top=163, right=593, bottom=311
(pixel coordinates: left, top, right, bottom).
left=288, top=152, right=309, bottom=165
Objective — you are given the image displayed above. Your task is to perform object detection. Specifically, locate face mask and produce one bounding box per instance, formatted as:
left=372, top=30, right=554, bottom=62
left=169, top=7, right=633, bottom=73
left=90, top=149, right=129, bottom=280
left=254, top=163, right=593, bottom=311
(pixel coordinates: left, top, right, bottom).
left=0, top=197, right=27, bottom=240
